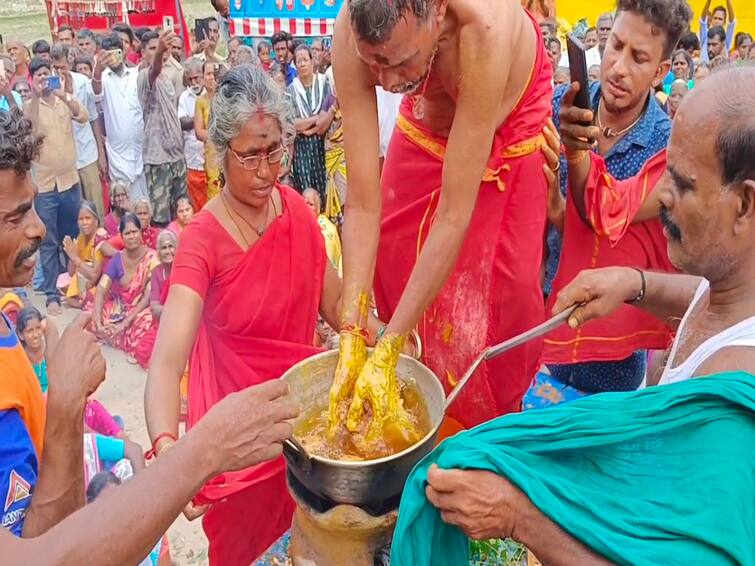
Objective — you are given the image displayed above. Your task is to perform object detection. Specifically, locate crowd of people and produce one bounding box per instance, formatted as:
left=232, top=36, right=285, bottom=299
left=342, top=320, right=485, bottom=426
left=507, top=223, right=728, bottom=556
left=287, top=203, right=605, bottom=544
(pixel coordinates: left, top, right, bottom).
left=0, top=0, right=753, bottom=564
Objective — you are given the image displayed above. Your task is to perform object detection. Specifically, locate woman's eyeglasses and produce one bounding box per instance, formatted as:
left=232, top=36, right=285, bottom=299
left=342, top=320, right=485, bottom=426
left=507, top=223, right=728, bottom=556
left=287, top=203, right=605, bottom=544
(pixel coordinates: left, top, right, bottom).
left=230, top=146, right=286, bottom=171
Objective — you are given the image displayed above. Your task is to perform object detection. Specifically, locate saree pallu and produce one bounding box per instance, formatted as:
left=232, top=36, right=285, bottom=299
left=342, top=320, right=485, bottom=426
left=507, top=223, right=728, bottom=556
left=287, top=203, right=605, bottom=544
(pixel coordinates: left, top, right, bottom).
left=96, top=250, right=157, bottom=357
left=375, top=23, right=553, bottom=429
left=392, top=372, right=755, bottom=566
left=173, top=185, right=326, bottom=564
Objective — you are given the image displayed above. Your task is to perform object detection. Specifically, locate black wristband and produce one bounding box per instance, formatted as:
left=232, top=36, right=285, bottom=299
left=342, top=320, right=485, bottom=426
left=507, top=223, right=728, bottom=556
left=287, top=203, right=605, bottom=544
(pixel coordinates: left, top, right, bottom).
left=626, top=268, right=646, bottom=304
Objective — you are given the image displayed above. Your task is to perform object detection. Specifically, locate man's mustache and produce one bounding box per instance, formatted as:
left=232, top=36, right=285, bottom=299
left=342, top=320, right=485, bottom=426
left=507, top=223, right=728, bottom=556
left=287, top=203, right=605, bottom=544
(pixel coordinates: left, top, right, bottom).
left=15, top=239, right=41, bottom=267
left=659, top=204, right=682, bottom=242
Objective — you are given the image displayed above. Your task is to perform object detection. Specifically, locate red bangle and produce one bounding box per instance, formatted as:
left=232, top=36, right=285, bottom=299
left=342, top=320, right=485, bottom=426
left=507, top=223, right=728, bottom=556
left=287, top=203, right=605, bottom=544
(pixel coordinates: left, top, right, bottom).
left=341, top=324, right=368, bottom=341
left=145, top=432, right=178, bottom=461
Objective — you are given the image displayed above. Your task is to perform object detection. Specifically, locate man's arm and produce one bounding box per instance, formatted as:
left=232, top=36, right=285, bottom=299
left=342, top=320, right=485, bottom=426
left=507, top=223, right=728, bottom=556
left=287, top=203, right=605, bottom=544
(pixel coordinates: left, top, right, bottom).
left=21, top=315, right=106, bottom=537
left=148, top=32, right=175, bottom=87
left=727, top=0, right=735, bottom=23
left=700, top=0, right=712, bottom=23
left=552, top=267, right=702, bottom=332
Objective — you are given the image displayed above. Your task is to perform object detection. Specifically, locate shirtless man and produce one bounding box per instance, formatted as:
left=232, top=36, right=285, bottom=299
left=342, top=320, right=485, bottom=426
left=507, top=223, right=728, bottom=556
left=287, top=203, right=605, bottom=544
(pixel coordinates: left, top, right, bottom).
left=331, top=0, right=553, bottom=435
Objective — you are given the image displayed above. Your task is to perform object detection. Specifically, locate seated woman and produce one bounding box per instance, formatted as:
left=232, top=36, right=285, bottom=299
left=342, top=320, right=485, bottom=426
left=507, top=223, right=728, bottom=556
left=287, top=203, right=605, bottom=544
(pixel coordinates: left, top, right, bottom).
left=16, top=306, right=59, bottom=394
left=100, top=198, right=161, bottom=260
left=104, top=181, right=132, bottom=238
left=144, top=65, right=386, bottom=564
left=91, top=213, right=158, bottom=364
left=61, top=201, right=109, bottom=309
left=167, top=197, right=194, bottom=236
left=135, top=230, right=177, bottom=370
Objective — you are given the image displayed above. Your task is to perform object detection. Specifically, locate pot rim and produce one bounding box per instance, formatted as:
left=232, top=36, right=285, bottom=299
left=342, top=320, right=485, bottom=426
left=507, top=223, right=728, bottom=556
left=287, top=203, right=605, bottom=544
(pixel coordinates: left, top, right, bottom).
left=281, top=350, right=447, bottom=469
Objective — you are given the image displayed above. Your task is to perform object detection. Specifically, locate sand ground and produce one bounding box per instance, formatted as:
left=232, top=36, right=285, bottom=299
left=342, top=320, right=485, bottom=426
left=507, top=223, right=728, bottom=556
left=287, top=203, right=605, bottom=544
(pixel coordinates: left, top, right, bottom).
left=34, top=295, right=210, bottom=566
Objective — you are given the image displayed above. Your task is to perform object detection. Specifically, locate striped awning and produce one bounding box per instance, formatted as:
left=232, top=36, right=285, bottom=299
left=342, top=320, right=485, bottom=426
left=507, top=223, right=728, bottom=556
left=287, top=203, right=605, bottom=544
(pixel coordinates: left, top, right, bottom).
left=229, top=17, right=334, bottom=37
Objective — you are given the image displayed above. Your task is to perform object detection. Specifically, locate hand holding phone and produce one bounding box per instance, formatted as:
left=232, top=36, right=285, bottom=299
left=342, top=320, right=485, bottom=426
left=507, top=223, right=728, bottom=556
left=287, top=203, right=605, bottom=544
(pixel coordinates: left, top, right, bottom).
left=46, top=75, right=61, bottom=91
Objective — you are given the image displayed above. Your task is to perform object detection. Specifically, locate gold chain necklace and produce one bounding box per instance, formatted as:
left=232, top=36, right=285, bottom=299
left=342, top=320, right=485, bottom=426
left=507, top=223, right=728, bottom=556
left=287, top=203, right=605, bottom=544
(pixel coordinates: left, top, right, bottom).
left=596, top=99, right=646, bottom=139
left=220, top=190, right=277, bottom=248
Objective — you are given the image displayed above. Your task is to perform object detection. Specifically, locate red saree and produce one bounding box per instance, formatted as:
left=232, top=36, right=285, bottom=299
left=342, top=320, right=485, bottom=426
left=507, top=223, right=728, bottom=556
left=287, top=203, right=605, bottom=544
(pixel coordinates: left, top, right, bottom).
left=375, top=14, right=553, bottom=429
left=134, top=266, right=171, bottom=370
left=542, top=151, right=676, bottom=364
left=170, top=184, right=325, bottom=565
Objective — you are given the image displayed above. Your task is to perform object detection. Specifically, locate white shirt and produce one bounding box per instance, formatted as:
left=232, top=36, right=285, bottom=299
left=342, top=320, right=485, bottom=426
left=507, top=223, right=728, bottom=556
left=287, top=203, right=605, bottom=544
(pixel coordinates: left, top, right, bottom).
left=585, top=46, right=602, bottom=70
left=70, top=71, right=99, bottom=169
left=376, top=87, right=402, bottom=158
left=96, top=66, right=144, bottom=182
left=177, top=88, right=205, bottom=171
left=659, top=280, right=755, bottom=385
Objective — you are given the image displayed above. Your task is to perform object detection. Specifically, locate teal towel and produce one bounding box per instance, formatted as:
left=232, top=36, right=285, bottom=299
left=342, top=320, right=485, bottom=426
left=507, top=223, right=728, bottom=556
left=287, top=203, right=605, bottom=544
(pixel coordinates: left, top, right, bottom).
left=392, top=372, right=755, bottom=566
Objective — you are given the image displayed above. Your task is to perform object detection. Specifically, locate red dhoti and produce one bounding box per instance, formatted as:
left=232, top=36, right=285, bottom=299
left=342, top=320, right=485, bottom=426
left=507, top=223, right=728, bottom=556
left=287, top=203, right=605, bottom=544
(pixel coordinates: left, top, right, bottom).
left=374, top=28, right=553, bottom=428
left=543, top=150, right=676, bottom=364
left=170, top=185, right=325, bottom=565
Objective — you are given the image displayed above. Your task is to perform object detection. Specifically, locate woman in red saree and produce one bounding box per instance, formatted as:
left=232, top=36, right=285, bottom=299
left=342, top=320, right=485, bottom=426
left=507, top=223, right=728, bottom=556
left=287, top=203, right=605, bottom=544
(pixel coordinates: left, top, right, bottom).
left=144, top=66, right=353, bottom=565
left=91, top=212, right=157, bottom=364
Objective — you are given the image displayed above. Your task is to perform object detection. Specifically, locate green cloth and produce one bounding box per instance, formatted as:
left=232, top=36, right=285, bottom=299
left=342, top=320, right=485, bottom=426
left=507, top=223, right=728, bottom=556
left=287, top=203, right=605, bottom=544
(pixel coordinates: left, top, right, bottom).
left=392, top=372, right=755, bottom=566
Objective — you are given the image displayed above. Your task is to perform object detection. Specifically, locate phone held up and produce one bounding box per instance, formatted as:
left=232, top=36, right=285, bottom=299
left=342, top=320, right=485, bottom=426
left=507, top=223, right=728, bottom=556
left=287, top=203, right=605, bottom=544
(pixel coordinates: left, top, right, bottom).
left=163, top=15, right=174, bottom=33
left=566, top=34, right=591, bottom=113
left=46, top=75, right=61, bottom=91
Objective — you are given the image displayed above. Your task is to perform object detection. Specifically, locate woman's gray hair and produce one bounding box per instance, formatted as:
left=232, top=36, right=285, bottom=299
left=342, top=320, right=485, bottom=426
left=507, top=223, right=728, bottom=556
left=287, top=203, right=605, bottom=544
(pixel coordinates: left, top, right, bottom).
left=157, top=229, right=178, bottom=247
left=209, top=64, right=294, bottom=164
left=133, top=197, right=153, bottom=215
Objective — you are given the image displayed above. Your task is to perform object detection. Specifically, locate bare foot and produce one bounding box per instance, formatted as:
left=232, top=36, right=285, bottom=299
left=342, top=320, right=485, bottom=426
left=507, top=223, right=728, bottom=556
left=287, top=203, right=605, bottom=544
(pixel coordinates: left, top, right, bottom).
left=46, top=302, right=62, bottom=316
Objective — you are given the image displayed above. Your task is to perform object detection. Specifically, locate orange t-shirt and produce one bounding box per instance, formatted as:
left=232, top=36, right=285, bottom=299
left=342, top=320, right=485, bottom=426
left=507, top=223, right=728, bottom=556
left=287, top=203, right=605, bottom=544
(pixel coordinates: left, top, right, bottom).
left=0, top=315, right=46, bottom=457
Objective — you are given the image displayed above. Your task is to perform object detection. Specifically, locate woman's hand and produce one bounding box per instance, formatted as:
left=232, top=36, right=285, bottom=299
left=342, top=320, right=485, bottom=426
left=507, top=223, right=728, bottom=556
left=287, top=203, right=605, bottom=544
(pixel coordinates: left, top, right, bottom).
left=425, top=464, right=524, bottom=541
left=552, top=267, right=644, bottom=329
left=62, top=235, right=79, bottom=263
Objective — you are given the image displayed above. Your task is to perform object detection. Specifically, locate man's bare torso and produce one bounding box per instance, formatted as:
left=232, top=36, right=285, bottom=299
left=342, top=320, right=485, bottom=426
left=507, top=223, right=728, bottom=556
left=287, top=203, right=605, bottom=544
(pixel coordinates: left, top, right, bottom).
left=336, top=0, right=539, bottom=137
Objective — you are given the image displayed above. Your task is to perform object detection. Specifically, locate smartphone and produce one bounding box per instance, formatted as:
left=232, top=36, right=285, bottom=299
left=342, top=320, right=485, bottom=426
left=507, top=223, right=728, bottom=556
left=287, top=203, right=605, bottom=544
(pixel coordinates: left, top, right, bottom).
left=108, top=48, right=123, bottom=65
left=163, top=15, right=174, bottom=32
left=46, top=75, right=61, bottom=90
left=195, top=18, right=212, bottom=44
left=566, top=34, right=591, bottom=111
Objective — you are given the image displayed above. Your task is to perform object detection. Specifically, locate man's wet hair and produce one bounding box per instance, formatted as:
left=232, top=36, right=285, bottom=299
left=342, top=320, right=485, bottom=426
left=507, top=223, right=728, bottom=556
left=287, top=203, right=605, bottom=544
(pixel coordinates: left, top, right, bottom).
left=713, top=66, right=755, bottom=186
left=616, top=0, right=693, bottom=58
left=348, top=0, right=432, bottom=45
left=0, top=109, right=43, bottom=176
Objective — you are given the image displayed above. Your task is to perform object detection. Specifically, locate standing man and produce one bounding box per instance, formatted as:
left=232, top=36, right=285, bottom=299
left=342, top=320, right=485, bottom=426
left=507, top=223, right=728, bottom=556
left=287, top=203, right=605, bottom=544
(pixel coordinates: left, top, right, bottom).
left=532, top=0, right=692, bottom=409
left=75, top=29, right=98, bottom=60
left=331, top=0, right=553, bottom=430
left=6, top=41, right=30, bottom=88
left=177, top=57, right=207, bottom=210
left=51, top=44, right=106, bottom=216
left=271, top=31, right=296, bottom=85
left=585, top=13, right=614, bottom=68
left=92, top=33, right=147, bottom=201
left=703, top=26, right=727, bottom=63
left=699, top=0, right=736, bottom=53
left=138, top=31, right=188, bottom=225
left=24, top=58, right=88, bottom=316
left=57, top=25, right=75, bottom=46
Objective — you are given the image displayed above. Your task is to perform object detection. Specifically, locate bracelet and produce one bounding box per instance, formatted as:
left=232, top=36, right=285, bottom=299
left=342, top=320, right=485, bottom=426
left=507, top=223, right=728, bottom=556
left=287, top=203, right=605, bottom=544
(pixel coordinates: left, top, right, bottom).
left=145, top=432, right=178, bottom=460
left=626, top=268, right=646, bottom=304
left=340, top=323, right=368, bottom=341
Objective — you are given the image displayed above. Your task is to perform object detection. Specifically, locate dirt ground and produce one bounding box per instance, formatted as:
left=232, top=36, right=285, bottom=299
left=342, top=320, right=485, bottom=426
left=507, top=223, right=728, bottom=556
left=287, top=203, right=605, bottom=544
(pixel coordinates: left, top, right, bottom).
left=33, top=295, right=210, bottom=565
